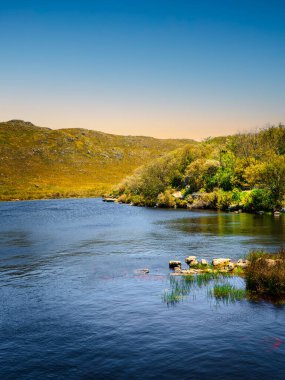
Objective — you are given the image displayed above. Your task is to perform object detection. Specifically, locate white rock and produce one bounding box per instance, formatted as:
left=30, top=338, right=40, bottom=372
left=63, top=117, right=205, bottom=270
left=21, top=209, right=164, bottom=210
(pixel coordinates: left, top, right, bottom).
left=189, top=259, right=199, bottom=267
left=185, top=256, right=197, bottom=264
left=212, top=258, right=231, bottom=267
left=172, top=191, right=183, bottom=199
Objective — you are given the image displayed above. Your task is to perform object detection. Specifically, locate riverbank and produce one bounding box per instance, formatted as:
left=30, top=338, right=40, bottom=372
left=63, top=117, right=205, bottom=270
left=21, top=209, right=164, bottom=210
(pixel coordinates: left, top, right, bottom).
left=113, top=187, right=285, bottom=214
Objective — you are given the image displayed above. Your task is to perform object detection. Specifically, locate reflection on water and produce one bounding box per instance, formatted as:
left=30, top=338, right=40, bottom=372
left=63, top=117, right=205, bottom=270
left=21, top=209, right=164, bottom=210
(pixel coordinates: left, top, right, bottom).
left=168, top=212, right=285, bottom=242
left=0, top=198, right=285, bottom=379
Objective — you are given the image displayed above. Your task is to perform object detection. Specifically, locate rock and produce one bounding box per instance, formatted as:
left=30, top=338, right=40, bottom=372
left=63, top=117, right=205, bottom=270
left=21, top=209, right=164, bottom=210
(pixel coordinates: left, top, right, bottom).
left=185, top=256, right=197, bottom=265
left=236, top=259, right=249, bottom=268
left=136, top=268, right=149, bottom=274
left=227, top=262, right=235, bottom=271
left=172, top=191, right=183, bottom=199
left=201, top=259, right=208, bottom=266
left=257, top=211, right=265, bottom=215
left=174, top=267, right=182, bottom=273
left=102, top=197, right=115, bottom=202
left=169, top=260, right=181, bottom=269
left=189, top=259, right=199, bottom=267
left=274, top=211, right=281, bottom=216
left=212, top=258, right=231, bottom=267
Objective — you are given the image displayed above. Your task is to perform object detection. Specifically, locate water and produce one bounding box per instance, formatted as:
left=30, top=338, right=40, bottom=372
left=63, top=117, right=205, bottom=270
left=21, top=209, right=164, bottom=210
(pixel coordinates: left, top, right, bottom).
left=0, top=198, right=285, bottom=379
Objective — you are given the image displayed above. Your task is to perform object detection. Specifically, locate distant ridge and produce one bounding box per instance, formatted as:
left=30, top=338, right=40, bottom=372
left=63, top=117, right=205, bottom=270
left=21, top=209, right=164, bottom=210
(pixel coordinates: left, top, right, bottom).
left=0, top=120, right=195, bottom=201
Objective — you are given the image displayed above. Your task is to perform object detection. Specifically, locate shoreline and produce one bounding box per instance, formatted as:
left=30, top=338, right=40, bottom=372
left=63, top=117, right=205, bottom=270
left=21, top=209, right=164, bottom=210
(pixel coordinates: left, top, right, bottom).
left=1, top=196, right=284, bottom=216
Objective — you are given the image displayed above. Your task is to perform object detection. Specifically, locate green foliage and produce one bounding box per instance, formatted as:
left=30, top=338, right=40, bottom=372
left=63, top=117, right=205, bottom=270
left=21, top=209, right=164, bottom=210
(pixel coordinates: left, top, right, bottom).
left=211, top=284, right=246, bottom=302
left=4, top=119, right=284, bottom=207
left=163, top=272, right=233, bottom=305
left=241, top=188, right=273, bottom=211
left=117, top=124, right=285, bottom=211
left=245, top=155, right=285, bottom=207
left=184, top=158, right=220, bottom=192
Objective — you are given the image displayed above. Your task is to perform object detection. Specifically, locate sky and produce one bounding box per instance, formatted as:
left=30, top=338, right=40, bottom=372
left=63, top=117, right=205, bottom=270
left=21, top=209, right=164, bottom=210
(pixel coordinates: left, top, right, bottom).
left=0, top=0, right=285, bottom=139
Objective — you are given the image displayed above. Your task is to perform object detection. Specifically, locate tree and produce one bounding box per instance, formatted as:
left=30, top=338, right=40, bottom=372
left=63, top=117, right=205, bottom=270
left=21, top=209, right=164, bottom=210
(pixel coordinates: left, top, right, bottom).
left=245, top=155, right=285, bottom=207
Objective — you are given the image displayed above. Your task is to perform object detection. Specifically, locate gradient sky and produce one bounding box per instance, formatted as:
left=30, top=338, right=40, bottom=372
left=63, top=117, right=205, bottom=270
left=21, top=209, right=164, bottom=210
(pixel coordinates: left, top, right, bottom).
left=0, top=0, right=285, bottom=139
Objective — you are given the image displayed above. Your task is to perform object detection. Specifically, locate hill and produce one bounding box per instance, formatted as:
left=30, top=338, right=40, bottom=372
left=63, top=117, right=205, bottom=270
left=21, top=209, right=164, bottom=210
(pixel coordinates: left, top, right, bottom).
left=114, top=124, right=285, bottom=211
left=0, top=120, right=194, bottom=201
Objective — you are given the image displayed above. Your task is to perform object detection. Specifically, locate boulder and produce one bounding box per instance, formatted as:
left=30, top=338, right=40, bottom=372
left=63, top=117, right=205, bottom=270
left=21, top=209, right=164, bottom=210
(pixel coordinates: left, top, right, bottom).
left=201, top=259, right=209, bottom=266
left=236, top=259, right=249, bottom=268
left=185, top=256, right=197, bottom=265
left=227, top=262, right=235, bottom=271
left=172, top=191, right=183, bottom=199
left=212, top=258, right=231, bottom=267
left=169, top=260, right=181, bottom=269
left=189, top=259, right=199, bottom=267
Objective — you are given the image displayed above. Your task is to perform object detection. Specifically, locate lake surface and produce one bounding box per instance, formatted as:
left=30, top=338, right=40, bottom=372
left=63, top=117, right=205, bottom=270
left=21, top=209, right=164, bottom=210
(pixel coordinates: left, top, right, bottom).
left=0, top=198, right=285, bottom=379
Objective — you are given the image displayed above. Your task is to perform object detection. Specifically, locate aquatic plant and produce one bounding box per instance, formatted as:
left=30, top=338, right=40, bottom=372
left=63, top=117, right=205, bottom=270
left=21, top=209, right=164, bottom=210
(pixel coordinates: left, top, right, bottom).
left=162, top=272, right=232, bottom=305
left=211, top=284, right=246, bottom=302
left=162, top=276, right=192, bottom=305
left=184, top=271, right=230, bottom=287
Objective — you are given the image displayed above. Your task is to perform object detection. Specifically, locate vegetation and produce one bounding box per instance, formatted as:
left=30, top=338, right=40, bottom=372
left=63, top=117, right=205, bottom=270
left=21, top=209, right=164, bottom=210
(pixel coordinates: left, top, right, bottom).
left=0, top=120, right=193, bottom=201
left=211, top=284, right=246, bottom=302
left=162, top=272, right=231, bottom=305
left=162, top=276, right=191, bottom=305
left=245, top=249, right=285, bottom=298
left=114, top=124, right=285, bottom=212
left=164, top=249, right=285, bottom=306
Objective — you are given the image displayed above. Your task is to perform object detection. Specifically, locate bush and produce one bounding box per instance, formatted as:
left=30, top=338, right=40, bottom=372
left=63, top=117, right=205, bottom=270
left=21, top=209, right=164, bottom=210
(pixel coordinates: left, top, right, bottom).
left=241, top=188, right=273, bottom=211
left=157, top=190, right=177, bottom=208
left=246, top=249, right=285, bottom=297
left=216, top=189, right=233, bottom=210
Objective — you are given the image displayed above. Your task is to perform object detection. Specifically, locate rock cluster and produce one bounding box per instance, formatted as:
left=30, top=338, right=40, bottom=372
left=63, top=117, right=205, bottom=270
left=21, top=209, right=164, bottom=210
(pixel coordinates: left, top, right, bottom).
left=168, top=256, right=249, bottom=275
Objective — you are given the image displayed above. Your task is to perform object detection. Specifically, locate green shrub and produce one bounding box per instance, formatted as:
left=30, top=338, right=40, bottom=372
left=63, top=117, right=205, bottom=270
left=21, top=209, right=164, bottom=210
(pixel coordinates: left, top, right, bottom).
left=241, top=188, right=273, bottom=211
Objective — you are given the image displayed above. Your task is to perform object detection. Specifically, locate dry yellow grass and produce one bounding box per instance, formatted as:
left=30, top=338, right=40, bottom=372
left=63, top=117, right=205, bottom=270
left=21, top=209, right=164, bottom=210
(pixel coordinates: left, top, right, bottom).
left=0, top=120, right=194, bottom=201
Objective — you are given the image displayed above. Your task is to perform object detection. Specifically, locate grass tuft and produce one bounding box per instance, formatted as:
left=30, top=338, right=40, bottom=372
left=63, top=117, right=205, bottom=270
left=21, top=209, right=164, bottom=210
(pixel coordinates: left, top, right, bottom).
left=211, top=284, right=246, bottom=302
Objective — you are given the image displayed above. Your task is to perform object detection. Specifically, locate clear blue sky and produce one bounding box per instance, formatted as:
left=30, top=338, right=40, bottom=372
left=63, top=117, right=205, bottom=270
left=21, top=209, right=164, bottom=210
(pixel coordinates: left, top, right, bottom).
left=0, top=0, right=284, bottom=139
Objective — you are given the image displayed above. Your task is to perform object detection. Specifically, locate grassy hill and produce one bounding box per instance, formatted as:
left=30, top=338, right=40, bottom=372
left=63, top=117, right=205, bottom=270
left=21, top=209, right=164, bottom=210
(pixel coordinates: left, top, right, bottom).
left=114, top=124, right=285, bottom=211
left=0, top=120, right=194, bottom=201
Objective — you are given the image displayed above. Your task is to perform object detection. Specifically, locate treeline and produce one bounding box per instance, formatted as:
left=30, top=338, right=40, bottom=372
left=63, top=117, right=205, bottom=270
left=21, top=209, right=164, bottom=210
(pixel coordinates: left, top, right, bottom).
left=112, top=124, right=285, bottom=211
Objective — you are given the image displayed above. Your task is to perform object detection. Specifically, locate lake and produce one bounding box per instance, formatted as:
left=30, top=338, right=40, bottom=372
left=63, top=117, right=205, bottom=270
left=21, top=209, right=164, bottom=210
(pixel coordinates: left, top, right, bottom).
left=0, top=198, right=285, bottom=379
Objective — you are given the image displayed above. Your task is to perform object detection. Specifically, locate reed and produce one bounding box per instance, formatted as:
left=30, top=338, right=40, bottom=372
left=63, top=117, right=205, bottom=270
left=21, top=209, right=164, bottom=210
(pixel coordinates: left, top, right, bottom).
left=211, top=284, right=246, bottom=302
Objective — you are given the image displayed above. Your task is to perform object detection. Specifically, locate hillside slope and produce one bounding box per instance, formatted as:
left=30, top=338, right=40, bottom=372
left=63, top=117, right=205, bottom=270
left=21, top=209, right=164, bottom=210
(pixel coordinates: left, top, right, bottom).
left=114, top=124, right=285, bottom=211
left=0, top=120, right=194, bottom=200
